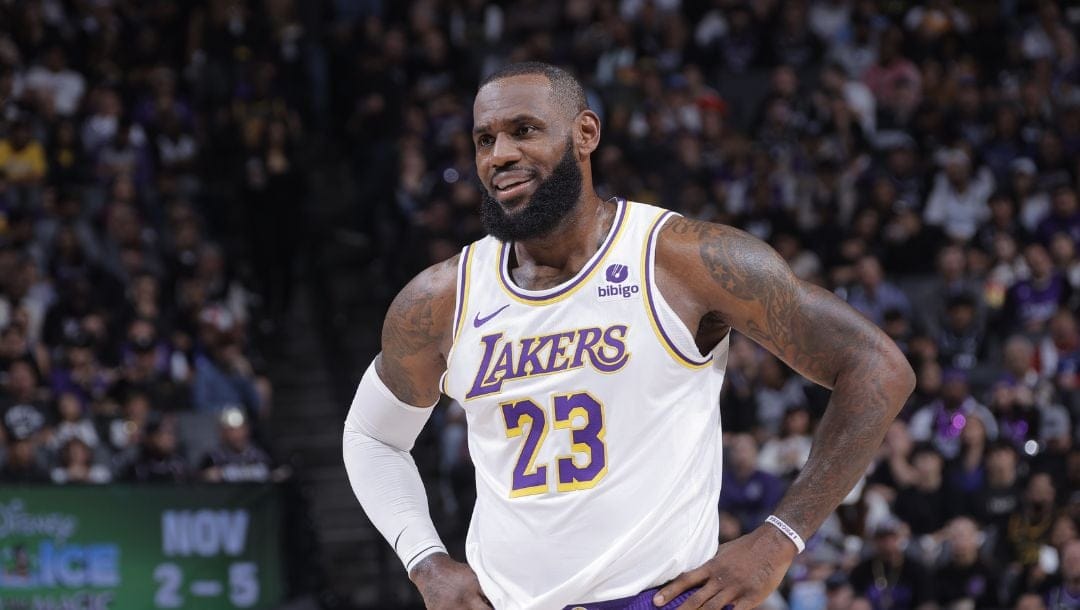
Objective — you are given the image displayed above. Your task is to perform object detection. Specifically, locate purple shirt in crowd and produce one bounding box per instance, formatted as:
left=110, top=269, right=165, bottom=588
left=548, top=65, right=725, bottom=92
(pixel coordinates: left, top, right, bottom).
left=719, top=469, right=785, bottom=532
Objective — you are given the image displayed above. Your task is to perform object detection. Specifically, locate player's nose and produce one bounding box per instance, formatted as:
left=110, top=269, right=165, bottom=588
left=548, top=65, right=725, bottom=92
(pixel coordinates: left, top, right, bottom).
left=489, top=132, right=522, bottom=168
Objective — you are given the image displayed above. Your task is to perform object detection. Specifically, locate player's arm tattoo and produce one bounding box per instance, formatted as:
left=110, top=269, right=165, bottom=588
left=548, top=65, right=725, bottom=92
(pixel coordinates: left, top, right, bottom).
left=377, top=256, right=458, bottom=406
left=664, top=217, right=915, bottom=539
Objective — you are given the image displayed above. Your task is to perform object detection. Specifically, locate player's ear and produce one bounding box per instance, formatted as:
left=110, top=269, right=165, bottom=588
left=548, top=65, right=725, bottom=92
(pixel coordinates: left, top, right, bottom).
left=575, top=109, right=601, bottom=157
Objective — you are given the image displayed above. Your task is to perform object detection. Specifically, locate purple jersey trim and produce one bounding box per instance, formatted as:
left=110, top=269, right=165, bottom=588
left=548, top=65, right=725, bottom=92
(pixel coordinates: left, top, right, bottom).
left=643, top=211, right=713, bottom=367
left=497, top=198, right=627, bottom=303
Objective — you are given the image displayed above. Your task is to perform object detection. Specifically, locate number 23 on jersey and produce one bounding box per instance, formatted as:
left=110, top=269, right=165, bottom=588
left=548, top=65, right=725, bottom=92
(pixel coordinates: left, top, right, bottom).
left=501, top=391, right=607, bottom=497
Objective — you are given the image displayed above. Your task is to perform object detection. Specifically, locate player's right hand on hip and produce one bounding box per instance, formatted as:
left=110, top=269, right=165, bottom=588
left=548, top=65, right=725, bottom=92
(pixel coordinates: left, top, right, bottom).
left=409, top=552, right=493, bottom=609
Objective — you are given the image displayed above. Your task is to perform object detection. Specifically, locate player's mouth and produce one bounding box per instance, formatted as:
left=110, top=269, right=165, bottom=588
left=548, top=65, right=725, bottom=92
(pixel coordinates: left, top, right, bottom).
left=492, top=171, right=536, bottom=204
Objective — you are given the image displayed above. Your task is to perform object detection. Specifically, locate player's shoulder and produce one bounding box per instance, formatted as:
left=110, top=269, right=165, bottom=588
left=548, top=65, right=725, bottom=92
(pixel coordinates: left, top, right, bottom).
left=652, top=214, right=790, bottom=299
left=383, top=252, right=462, bottom=353
left=655, top=214, right=780, bottom=267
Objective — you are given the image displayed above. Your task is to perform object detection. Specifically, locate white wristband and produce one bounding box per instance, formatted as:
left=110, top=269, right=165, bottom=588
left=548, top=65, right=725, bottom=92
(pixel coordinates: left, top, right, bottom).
left=765, top=515, right=805, bottom=554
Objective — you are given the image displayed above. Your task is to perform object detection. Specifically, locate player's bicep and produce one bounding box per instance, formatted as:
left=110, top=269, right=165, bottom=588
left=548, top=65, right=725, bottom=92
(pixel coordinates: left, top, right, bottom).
left=671, top=218, right=879, bottom=389
left=376, top=257, right=458, bottom=406
left=735, top=279, right=885, bottom=389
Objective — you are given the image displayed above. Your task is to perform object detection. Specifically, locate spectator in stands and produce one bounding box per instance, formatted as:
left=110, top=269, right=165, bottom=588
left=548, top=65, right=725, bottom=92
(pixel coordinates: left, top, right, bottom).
left=0, top=119, right=46, bottom=209
left=849, top=518, right=935, bottom=610
left=935, top=516, right=1000, bottom=608
left=770, top=1, right=824, bottom=72
left=47, top=390, right=99, bottom=453
left=1033, top=407, right=1073, bottom=490
left=936, top=292, right=985, bottom=371
left=894, top=443, right=952, bottom=535
left=909, top=368, right=998, bottom=460
left=1005, top=473, right=1059, bottom=584
left=904, top=359, right=942, bottom=417
left=192, top=305, right=260, bottom=416
left=0, top=322, right=45, bottom=380
left=154, top=109, right=200, bottom=196
left=818, top=61, right=876, bottom=136
left=199, top=406, right=279, bottom=483
left=50, top=437, right=110, bottom=484
left=868, top=421, right=918, bottom=501
left=845, top=254, right=912, bottom=327
left=976, top=442, right=1024, bottom=533
left=863, top=26, right=921, bottom=127
left=976, top=191, right=1030, bottom=258
left=0, top=427, right=48, bottom=483
left=990, top=377, right=1042, bottom=451
left=923, top=148, right=995, bottom=242
left=947, top=413, right=989, bottom=503
left=1036, top=185, right=1080, bottom=247
left=47, top=120, right=85, bottom=188
left=1004, top=244, right=1069, bottom=334
left=1041, top=309, right=1080, bottom=382
left=122, top=415, right=188, bottom=483
left=1049, top=234, right=1080, bottom=310
left=0, top=359, right=50, bottom=441
left=48, top=334, right=111, bottom=410
left=1041, top=537, right=1080, bottom=609
left=755, top=354, right=809, bottom=437
left=41, top=276, right=114, bottom=353
left=1001, top=335, right=1042, bottom=392
left=1014, top=158, right=1051, bottom=233
left=758, top=404, right=813, bottom=481
left=22, top=45, right=85, bottom=118
left=982, top=106, right=1025, bottom=184
left=719, top=433, right=785, bottom=533
left=823, top=572, right=856, bottom=610
left=105, top=390, right=153, bottom=469
left=914, top=245, right=984, bottom=340
left=1022, top=0, right=1076, bottom=62
left=113, top=333, right=184, bottom=412
left=1047, top=514, right=1079, bottom=561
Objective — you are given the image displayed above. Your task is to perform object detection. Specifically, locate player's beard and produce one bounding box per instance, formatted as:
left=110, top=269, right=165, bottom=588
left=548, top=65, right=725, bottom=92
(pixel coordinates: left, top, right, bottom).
left=480, top=140, right=582, bottom=242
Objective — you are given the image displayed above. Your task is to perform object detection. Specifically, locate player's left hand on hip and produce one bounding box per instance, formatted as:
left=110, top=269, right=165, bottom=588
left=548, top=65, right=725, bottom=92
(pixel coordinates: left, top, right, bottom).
left=653, top=524, right=797, bottom=610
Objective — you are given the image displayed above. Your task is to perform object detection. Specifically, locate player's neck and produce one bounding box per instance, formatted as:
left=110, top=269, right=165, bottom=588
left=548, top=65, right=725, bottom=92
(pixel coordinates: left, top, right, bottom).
left=512, top=192, right=611, bottom=274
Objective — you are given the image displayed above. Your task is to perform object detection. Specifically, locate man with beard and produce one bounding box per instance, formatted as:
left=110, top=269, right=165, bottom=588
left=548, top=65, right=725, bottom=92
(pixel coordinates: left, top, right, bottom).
left=343, top=63, right=915, bottom=610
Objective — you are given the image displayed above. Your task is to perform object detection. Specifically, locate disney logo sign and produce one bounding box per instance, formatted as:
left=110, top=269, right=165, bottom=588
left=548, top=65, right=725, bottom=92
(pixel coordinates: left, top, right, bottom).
left=0, top=499, right=78, bottom=542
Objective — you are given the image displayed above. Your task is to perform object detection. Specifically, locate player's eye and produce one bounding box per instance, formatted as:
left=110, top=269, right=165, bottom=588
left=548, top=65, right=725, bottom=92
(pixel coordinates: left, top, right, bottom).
left=477, top=135, right=494, bottom=147
left=516, top=125, right=536, bottom=136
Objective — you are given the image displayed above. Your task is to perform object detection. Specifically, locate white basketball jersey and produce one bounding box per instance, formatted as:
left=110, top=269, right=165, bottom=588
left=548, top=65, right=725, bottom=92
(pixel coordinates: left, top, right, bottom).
left=442, top=199, right=729, bottom=609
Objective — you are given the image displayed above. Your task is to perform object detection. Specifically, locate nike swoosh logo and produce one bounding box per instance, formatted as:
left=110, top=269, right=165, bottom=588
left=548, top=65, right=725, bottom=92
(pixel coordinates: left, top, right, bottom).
left=473, top=304, right=509, bottom=328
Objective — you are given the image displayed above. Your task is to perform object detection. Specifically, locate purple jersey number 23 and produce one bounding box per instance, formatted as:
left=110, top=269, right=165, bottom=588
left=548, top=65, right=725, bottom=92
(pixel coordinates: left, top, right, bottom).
left=501, top=391, right=607, bottom=497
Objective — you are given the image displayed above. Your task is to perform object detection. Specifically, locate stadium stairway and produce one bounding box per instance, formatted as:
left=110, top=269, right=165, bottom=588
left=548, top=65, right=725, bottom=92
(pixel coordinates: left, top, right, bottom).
left=265, top=141, right=424, bottom=609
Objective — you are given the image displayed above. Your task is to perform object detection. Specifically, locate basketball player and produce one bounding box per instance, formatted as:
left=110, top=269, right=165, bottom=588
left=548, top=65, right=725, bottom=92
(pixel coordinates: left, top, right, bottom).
left=343, top=63, right=915, bottom=610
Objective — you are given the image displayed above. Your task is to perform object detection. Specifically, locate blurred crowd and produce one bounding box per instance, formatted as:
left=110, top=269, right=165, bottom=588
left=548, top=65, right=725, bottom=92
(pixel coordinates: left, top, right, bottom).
left=349, top=0, right=1080, bottom=608
left=0, top=0, right=313, bottom=487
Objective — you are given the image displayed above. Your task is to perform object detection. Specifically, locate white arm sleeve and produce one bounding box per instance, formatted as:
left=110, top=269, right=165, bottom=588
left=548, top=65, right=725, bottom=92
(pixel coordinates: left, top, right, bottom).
left=342, top=360, right=447, bottom=572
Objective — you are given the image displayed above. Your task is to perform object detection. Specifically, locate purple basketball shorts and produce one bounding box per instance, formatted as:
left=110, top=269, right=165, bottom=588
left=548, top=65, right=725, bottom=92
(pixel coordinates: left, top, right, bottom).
left=563, top=586, right=732, bottom=610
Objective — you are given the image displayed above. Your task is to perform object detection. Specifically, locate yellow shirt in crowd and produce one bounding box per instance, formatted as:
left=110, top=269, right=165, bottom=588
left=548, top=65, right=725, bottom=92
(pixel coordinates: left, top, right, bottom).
left=0, top=139, right=47, bottom=182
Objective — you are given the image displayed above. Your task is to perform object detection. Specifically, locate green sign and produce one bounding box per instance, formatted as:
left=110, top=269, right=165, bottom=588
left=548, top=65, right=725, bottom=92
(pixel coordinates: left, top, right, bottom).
left=0, top=485, right=284, bottom=609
